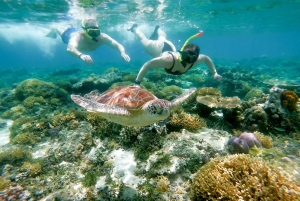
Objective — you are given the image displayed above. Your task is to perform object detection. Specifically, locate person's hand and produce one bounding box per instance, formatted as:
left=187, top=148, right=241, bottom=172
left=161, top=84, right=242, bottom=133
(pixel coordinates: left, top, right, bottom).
left=133, top=80, right=141, bottom=87
left=214, top=73, right=222, bottom=81
left=79, top=54, right=93, bottom=66
left=121, top=52, right=130, bottom=62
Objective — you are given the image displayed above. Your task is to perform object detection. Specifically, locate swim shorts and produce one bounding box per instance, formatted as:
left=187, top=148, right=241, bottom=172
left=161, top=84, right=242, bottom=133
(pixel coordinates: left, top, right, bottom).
left=61, top=28, right=81, bottom=44
left=162, top=42, right=173, bottom=53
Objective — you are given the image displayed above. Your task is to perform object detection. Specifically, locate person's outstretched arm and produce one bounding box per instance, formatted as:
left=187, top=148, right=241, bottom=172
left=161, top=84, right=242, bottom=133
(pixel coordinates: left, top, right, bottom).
left=195, top=54, right=222, bottom=81
left=135, top=56, right=172, bottom=83
left=67, top=35, right=94, bottom=66
left=102, top=33, right=130, bottom=62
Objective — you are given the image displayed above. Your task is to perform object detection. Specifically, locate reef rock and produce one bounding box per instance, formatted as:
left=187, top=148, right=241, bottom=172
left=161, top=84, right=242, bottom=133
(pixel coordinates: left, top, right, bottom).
left=196, top=95, right=240, bottom=109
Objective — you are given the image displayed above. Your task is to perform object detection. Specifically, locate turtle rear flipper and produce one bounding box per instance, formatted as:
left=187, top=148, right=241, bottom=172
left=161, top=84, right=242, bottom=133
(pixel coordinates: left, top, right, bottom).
left=71, top=95, right=130, bottom=116
left=170, top=88, right=196, bottom=107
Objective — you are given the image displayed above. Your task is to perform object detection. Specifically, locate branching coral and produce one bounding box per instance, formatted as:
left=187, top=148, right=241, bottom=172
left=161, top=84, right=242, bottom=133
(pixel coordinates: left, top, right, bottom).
left=169, top=111, right=206, bottom=131
left=281, top=90, right=299, bottom=112
left=190, top=154, right=300, bottom=200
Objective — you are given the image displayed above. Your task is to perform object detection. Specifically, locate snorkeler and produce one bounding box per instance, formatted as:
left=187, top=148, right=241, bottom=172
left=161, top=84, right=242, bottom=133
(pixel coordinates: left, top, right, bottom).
left=129, top=28, right=222, bottom=84
left=127, top=24, right=176, bottom=57
left=46, top=18, right=130, bottom=65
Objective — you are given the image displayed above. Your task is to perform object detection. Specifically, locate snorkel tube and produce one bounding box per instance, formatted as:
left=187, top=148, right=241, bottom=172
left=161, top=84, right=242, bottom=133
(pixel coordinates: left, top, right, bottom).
left=179, top=30, right=203, bottom=64
left=180, top=30, right=203, bottom=51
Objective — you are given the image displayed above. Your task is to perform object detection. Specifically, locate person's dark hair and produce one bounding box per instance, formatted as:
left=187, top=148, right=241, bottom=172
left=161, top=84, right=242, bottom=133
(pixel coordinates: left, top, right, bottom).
left=181, top=44, right=200, bottom=63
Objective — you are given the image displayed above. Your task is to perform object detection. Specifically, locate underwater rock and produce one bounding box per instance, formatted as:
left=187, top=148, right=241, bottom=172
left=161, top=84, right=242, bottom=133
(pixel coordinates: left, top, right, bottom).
left=196, top=95, right=240, bottom=109
left=0, top=185, right=31, bottom=201
left=72, top=71, right=122, bottom=93
left=196, top=92, right=241, bottom=118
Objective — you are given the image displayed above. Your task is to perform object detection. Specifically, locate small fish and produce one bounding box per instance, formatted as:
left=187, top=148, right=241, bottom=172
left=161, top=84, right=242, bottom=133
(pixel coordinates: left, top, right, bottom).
left=274, top=127, right=285, bottom=132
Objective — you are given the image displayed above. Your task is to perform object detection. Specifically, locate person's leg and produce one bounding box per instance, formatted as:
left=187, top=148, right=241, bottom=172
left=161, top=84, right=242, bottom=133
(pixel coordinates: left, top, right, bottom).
left=61, top=28, right=80, bottom=44
left=128, top=24, right=164, bottom=57
left=149, top=25, right=160, bottom=40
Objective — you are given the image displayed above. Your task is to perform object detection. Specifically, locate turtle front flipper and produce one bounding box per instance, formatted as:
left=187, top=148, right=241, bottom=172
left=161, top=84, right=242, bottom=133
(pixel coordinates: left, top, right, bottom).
left=71, top=95, right=130, bottom=116
left=170, top=88, right=196, bottom=107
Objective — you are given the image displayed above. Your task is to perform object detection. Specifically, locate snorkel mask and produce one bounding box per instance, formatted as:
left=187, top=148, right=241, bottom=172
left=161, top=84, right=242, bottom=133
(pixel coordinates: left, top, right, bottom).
left=82, top=19, right=101, bottom=42
left=179, top=31, right=203, bottom=66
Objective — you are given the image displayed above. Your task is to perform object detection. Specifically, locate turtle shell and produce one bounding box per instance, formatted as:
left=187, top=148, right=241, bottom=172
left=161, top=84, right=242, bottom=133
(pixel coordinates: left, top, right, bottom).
left=85, top=86, right=158, bottom=110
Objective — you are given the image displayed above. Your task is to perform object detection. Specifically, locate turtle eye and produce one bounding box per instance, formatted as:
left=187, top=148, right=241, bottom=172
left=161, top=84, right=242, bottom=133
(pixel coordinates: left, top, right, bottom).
left=153, top=103, right=163, bottom=114
left=148, top=103, right=163, bottom=114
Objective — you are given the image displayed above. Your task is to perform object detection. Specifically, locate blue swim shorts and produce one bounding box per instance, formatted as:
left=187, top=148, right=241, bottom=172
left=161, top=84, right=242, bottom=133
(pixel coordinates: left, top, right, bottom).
left=61, top=28, right=81, bottom=44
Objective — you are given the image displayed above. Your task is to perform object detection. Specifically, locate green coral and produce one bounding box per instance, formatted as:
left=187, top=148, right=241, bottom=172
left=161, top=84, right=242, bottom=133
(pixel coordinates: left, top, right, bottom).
left=123, top=73, right=137, bottom=82
left=23, top=96, right=46, bottom=108
left=147, top=155, right=172, bottom=178
left=0, top=147, right=32, bottom=166
left=184, top=74, right=205, bottom=87
left=81, top=171, right=97, bottom=187
left=14, top=78, right=68, bottom=101
left=160, top=85, right=183, bottom=100
left=244, top=88, right=263, bottom=101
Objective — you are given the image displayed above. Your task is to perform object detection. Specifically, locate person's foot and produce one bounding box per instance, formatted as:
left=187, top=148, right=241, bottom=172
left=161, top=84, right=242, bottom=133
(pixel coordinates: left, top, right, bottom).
left=45, top=29, right=58, bottom=38
left=127, top=24, right=137, bottom=32
left=149, top=25, right=160, bottom=40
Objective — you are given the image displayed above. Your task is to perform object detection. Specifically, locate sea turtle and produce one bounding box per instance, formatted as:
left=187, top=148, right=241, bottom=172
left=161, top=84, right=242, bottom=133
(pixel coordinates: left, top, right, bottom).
left=71, top=85, right=196, bottom=127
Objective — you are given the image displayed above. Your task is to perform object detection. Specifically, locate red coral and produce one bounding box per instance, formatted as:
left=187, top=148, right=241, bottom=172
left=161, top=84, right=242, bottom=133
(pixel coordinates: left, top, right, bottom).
left=281, top=90, right=299, bottom=112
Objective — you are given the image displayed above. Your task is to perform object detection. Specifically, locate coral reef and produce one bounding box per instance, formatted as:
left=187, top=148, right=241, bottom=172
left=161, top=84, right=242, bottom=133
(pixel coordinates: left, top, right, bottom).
left=190, top=154, right=300, bottom=200
left=281, top=90, right=299, bottom=112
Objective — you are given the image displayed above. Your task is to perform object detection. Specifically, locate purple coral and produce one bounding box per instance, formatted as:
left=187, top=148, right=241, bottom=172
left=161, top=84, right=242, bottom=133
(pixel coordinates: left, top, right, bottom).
left=228, top=132, right=262, bottom=154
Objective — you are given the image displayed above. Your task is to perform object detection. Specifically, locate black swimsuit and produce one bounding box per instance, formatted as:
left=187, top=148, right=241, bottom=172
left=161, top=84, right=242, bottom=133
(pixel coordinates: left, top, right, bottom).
left=164, top=52, right=194, bottom=75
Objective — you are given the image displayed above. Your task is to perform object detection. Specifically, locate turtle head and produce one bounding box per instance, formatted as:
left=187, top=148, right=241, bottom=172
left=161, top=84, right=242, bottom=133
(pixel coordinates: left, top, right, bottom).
left=143, top=99, right=170, bottom=121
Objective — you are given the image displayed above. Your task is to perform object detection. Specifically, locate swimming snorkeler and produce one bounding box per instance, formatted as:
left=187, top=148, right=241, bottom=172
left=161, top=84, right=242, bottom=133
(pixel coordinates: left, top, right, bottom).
left=127, top=25, right=222, bottom=84
left=127, top=24, right=176, bottom=57
left=46, top=18, right=130, bottom=65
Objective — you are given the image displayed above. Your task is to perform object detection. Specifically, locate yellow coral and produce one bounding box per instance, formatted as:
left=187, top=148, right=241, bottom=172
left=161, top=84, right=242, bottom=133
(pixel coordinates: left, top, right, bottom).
left=197, top=87, right=221, bottom=97
left=253, top=131, right=273, bottom=148
left=156, top=176, right=170, bottom=193
left=169, top=111, right=206, bottom=131
left=190, top=154, right=300, bottom=200
left=22, top=162, right=42, bottom=176
left=0, top=177, right=10, bottom=191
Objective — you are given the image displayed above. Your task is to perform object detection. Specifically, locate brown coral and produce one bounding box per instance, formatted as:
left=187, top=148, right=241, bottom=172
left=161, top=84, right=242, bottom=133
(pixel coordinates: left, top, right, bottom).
left=190, top=154, right=300, bottom=201
left=281, top=90, right=299, bottom=112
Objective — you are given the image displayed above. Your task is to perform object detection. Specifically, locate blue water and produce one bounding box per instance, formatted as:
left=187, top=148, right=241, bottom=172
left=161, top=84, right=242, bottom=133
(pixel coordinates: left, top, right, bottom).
left=0, top=0, right=300, bottom=70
